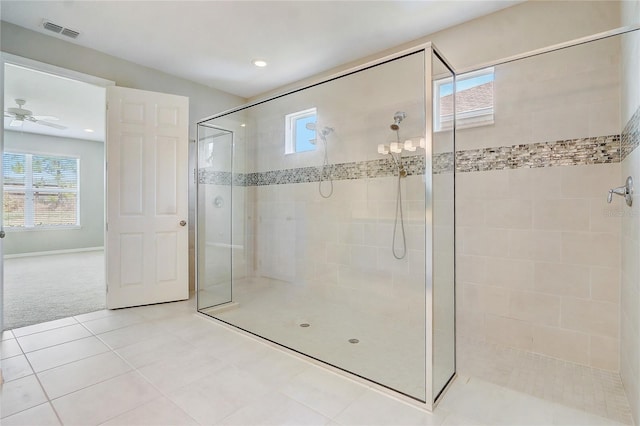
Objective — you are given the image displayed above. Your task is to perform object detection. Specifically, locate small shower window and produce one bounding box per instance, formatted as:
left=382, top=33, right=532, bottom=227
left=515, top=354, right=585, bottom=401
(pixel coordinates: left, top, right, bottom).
left=434, top=67, right=494, bottom=131
left=285, top=108, right=317, bottom=154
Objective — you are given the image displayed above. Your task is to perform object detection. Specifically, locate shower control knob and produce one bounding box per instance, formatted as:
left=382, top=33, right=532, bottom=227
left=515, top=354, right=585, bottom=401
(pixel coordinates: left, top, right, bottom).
left=179, top=220, right=187, bottom=227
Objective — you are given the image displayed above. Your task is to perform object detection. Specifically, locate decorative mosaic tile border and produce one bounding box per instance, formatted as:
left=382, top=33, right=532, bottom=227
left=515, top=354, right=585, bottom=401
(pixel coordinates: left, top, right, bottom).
left=199, top=134, right=621, bottom=186
left=199, top=155, right=430, bottom=186
left=621, top=106, right=640, bottom=160
left=456, top=134, right=620, bottom=173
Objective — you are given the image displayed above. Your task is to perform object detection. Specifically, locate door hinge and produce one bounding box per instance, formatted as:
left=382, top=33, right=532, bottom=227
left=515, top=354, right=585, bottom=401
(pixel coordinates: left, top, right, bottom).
left=106, top=222, right=108, bottom=231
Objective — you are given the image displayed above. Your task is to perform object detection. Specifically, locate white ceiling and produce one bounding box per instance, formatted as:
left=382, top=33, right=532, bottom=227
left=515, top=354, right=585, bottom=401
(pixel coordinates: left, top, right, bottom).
left=4, top=64, right=106, bottom=142
left=1, top=1, right=522, bottom=99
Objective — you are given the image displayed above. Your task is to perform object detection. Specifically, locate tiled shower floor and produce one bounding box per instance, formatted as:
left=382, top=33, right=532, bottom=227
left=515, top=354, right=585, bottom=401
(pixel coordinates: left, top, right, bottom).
left=457, top=336, right=633, bottom=424
left=200, top=277, right=429, bottom=399
left=1, top=296, right=631, bottom=425
left=201, top=277, right=633, bottom=425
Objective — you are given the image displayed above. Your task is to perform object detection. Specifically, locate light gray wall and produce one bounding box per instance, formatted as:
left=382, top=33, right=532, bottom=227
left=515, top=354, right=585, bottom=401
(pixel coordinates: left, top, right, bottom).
left=1, top=20, right=246, bottom=289
left=0, top=21, right=245, bottom=137
left=3, top=131, right=104, bottom=255
left=252, top=1, right=621, bottom=102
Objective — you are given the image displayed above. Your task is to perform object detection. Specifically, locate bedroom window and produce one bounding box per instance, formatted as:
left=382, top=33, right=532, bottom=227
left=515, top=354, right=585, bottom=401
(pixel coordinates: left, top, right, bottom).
left=3, top=152, right=80, bottom=229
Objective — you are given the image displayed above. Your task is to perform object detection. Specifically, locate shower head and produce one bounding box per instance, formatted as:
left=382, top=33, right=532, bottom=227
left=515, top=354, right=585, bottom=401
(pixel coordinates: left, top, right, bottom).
left=390, top=111, right=407, bottom=131
left=319, top=126, right=333, bottom=139
left=307, top=124, right=333, bottom=145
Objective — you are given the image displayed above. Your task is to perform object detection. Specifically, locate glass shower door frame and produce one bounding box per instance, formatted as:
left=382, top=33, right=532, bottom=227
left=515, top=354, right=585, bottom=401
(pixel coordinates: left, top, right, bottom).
left=195, top=123, right=234, bottom=311
left=195, top=43, right=456, bottom=411
left=427, top=46, right=457, bottom=406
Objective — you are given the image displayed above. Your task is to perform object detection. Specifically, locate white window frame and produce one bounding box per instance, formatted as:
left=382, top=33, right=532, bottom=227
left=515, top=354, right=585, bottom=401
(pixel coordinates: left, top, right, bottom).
left=434, top=67, right=494, bottom=132
left=3, top=152, right=81, bottom=231
left=285, top=107, right=317, bottom=154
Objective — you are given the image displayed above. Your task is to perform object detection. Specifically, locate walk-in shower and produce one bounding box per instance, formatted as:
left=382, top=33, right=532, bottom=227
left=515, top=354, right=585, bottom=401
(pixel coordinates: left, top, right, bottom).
left=197, top=44, right=455, bottom=407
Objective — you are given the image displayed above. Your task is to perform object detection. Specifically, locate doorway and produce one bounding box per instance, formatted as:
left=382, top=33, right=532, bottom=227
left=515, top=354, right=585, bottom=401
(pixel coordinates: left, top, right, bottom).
left=2, top=57, right=109, bottom=330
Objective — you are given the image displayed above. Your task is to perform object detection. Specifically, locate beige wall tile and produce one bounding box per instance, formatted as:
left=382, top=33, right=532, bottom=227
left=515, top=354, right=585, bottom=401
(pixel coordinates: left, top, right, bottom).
left=507, top=230, right=562, bottom=261
left=589, top=97, right=621, bottom=137
left=456, top=311, right=486, bottom=339
left=589, top=335, right=619, bottom=371
left=621, top=234, right=639, bottom=291
left=532, top=325, right=590, bottom=365
left=485, top=257, right=534, bottom=290
left=561, top=163, right=621, bottom=199
left=460, top=228, right=510, bottom=257
left=534, top=262, right=590, bottom=298
left=620, top=310, right=639, bottom=396
left=561, top=297, right=619, bottom=338
left=456, top=255, right=486, bottom=285
left=508, top=290, right=561, bottom=327
left=620, top=275, right=640, bottom=342
left=507, top=168, right=532, bottom=200
left=589, top=198, right=621, bottom=234
left=485, top=198, right=533, bottom=229
left=561, top=231, right=620, bottom=268
left=456, top=170, right=510, bottom=200
left=529, top=167, right=563, bottom=200
left=461, top=283, right=510, bottom=316
left=531, top=104, right=590, bottom=142
left=533, top=198, right=590, bottom=231
left=456, top=198, right=485, bottom=227
left=590, top=266, right=620, bottom=303
left=326, top=243, right=350, bottom=265
left=484, top=315, right=533, bottom=350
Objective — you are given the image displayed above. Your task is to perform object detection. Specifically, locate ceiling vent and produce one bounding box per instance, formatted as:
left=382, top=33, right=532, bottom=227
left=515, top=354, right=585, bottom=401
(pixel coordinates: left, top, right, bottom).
left=42, top=20, right=79, bottom=39
left=61, top=28, right=80, bottom=39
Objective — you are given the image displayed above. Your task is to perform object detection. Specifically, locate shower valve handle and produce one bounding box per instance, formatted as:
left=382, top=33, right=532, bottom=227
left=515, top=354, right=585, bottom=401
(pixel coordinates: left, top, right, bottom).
left=607, top=176, right=633, bottom=207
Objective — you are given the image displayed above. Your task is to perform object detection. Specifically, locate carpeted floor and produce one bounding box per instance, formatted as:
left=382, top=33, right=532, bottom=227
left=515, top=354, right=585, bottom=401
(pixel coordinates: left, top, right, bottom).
left=3, top=250, right=106, bottom=330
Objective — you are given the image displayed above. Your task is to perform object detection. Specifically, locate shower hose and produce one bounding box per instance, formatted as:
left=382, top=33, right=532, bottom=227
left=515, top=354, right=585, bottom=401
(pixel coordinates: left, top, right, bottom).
left=392, top=163, right=407, bottom=260
left=319, top=137, right=333, bottom=198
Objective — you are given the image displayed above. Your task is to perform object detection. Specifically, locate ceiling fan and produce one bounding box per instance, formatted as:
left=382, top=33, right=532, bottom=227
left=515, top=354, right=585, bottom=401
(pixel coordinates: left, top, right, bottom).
left=4, top=99, right=67, bottom=130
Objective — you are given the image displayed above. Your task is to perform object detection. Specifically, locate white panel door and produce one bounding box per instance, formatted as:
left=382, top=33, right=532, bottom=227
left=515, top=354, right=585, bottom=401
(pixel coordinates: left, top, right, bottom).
left=106, top=86, right=189, bottom=309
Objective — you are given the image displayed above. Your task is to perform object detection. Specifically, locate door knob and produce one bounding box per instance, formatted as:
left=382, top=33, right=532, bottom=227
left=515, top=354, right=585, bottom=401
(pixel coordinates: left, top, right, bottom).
left=180, top=220, right=187, bottom=227
left=0, top=230, right=5, bottom=238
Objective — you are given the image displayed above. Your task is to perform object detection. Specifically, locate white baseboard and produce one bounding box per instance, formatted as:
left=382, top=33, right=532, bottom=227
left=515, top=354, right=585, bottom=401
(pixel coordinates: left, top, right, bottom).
left=4, top=246, right=104, bottom=259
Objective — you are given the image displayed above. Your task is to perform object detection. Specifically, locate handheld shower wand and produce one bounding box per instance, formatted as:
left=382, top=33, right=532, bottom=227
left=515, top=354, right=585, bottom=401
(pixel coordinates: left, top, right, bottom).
left=306, top=122, right=334, bottom=198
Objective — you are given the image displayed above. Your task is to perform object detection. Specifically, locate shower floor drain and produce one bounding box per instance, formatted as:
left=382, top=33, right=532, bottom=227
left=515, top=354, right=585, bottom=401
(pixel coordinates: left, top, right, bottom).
left=348, top=338, right=359, bottom=344
left=299, top=323, right=310, bottom=328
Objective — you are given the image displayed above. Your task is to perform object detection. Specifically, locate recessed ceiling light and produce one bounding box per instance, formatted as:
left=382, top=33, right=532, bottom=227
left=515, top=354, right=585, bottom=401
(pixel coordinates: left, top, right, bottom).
left=252, top=59, right=267, bottom=68
left=84, top=128, right=94, bottom=133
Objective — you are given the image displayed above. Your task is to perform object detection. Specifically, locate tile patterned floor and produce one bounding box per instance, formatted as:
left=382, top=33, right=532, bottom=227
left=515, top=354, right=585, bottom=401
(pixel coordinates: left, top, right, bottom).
left=0, top=298, right=631, bottom=425
left=457, top=336, right=633, bottom=424
left=201, top=277, right=429, bottom=399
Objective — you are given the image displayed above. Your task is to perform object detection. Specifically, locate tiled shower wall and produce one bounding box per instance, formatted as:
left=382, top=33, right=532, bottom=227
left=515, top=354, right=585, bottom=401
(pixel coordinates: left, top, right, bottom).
left=620, top=2, right=640, bottom=423
left=456, top=35, right=623, bottom=371
left=248, top=175, right=428, bottom=321
left=239, top=52, right=430, bottom=317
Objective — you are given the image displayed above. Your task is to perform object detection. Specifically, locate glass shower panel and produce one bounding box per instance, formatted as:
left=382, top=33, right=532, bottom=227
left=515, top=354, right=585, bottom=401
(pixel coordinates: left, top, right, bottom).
left=198, top=46, right=455, bottom=404
left=431, top=52, right=456, bottom=399
left=197, top=125, right=233, bottom=310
